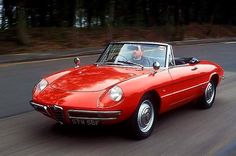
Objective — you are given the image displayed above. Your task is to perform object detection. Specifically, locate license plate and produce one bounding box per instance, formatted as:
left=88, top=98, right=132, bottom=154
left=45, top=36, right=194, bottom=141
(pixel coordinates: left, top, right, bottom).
left=71, top=119, right=99, bottom=126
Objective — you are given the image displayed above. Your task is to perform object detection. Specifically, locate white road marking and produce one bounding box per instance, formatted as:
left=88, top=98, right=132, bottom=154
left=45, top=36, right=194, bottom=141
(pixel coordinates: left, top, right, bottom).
left=174, top=42, right=221, bottom=47
left=0, top=54, right=100, bottom=68
left=224, top=41, right=236, bottom=44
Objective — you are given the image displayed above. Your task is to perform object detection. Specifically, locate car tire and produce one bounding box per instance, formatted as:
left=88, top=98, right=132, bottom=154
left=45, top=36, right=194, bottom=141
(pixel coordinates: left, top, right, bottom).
left=127, top=94, right=157, bottom=140
left=199, top=81, right=216, bottom=109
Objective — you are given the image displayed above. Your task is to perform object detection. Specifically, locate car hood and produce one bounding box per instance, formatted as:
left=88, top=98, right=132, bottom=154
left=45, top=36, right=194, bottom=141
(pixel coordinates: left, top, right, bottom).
left=50, top=65, right=149, bottom=92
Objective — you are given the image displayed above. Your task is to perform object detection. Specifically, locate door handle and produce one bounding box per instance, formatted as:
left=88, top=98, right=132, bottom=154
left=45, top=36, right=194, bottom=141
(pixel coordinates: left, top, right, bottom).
left=191, top=67, right=198, bottom=71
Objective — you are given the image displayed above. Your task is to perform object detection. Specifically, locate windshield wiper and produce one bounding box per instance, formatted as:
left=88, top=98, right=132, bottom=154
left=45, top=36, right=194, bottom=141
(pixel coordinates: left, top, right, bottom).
left=103, top=62, right=124, bottom=66
left=118, top=60, right=144, bottom=69
left=94, top=62, right=124, bottom=66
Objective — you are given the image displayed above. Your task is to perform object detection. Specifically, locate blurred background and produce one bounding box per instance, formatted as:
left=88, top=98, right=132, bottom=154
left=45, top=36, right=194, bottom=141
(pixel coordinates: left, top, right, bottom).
left=0, top=0, right=236, bottom=54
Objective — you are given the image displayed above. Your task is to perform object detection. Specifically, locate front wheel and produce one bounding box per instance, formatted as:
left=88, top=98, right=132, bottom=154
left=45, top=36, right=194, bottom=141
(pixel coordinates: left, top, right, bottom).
left=127, top=95, right=156, bottom=140
left=199, top=81, right=216, bottom=109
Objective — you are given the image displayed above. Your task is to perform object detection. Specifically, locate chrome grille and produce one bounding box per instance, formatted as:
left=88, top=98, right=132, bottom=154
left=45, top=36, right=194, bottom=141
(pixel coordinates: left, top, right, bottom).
left=30, top=101, right=49, bottom=116
left=49, top=105, right=64, bottom=123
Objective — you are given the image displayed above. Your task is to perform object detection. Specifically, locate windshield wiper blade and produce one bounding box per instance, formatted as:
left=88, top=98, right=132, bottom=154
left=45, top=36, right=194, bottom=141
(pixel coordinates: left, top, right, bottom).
left=103, top=62, right=124, bottom=66
left=118, top=60, right=144, bottom=69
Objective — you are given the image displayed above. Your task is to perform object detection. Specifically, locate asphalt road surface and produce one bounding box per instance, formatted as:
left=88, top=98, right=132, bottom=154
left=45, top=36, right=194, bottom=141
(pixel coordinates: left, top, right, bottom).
left=1, top=42, right=236, bottom=156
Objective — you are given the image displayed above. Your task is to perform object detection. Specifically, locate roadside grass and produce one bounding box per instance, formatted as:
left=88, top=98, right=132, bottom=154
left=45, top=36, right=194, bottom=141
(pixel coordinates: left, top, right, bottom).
left=0, top=23, right=236, bottom=54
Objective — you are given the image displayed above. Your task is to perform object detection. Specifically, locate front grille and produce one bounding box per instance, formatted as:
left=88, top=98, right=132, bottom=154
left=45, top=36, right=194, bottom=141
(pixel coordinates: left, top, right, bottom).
left=49, top=105, right=64, bottom=123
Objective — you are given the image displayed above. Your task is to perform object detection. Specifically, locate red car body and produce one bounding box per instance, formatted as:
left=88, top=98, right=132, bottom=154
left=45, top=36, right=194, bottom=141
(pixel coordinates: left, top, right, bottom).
left=31, top=42, right=224, bottom=139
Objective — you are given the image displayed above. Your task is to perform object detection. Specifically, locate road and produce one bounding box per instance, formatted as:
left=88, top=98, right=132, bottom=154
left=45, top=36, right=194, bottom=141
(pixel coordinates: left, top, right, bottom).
left=1, top=42, right=236, bottom=156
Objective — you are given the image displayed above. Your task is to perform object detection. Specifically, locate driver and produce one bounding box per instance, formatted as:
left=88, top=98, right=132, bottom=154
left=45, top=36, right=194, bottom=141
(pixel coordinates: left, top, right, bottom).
left=131, top=45, right=151, bottom=67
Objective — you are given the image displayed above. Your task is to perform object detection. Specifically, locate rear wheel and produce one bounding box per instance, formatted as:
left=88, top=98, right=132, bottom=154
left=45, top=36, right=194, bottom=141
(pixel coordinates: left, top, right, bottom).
left=127, top=95, right=156, bottom=140
left=199, top=81, right=216, bottom=109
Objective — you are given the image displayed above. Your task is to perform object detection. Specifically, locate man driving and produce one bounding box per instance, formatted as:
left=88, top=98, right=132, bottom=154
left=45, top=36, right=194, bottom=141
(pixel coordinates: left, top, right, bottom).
left=131, top=45, right=151, bottom=67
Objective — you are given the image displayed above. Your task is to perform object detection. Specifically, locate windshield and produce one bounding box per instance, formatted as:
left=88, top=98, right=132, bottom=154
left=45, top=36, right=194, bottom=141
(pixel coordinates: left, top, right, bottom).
left=97, top=43, right=167, bottom=67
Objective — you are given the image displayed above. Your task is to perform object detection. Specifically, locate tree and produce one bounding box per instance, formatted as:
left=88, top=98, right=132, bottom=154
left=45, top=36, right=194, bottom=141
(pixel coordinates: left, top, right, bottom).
left=107, top=0, right=115, bottom=40
left=16, top=0, right=30, bottom=45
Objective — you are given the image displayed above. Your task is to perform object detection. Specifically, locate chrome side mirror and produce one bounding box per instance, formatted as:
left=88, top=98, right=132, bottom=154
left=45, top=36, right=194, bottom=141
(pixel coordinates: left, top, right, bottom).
left=74, top=57, right=80, bottom=67
left=153, top=61, right=160, bottom=71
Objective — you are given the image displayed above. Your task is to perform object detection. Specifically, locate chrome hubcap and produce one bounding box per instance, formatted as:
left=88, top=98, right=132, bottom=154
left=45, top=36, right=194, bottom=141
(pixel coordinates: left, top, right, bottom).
left=137, top=100, right=154, bottom=133
left=205, top=82, right=215, bottom=104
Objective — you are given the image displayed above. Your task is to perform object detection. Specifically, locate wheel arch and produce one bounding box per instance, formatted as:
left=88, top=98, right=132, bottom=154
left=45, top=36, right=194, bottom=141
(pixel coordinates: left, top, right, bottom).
left=210, top=73, right=219, bottom=87
left=143, top=90, right=161, bottom=114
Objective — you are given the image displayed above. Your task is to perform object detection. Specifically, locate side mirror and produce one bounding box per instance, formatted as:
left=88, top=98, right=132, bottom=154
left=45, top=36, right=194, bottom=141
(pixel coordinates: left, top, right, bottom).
left=74, top=57, right=80, bottom=67
left=189, top=57, right=200, bottom=64
left=153, top=61, right=160, bottom=71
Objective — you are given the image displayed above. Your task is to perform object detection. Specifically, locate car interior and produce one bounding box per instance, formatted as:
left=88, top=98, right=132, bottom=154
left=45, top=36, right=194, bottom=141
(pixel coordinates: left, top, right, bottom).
left=174, top=57, right=200, bottom=65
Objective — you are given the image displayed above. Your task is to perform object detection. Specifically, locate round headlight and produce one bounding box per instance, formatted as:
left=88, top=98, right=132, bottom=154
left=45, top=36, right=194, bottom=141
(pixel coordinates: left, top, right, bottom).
left=37, top=79, right=48, bottom=91
left=109, top=86, right=123, bottom=102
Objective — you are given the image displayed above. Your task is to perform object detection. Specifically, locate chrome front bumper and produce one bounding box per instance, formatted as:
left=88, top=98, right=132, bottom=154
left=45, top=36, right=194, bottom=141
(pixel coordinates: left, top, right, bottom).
left=30, top=101, right=121, bottom=123
left=67, top=110, right=121, bottom=121
left=30, top=101, right=49, bottom=116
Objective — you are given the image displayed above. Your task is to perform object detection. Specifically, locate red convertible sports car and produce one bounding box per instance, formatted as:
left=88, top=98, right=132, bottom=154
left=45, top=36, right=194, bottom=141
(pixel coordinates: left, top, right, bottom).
left=30, top=41, right=224, bottom=139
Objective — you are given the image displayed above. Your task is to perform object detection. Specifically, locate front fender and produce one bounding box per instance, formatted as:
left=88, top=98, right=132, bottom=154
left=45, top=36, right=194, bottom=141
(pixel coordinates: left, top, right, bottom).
left=115, top=69, right=172, bottom=118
